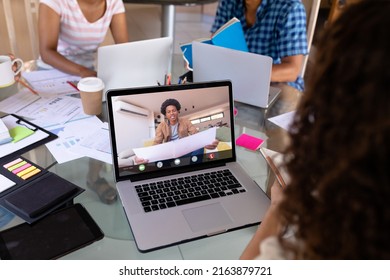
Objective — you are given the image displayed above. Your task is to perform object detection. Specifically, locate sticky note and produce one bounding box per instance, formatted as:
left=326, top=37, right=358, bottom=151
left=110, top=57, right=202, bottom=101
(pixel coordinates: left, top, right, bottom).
left=3, top=158, right=23, bottom=169
left=236, top=133, right=264, bottom=150
left=9, top=126, right=34, bottom=143
left=16, top=166, right=37, bottom=177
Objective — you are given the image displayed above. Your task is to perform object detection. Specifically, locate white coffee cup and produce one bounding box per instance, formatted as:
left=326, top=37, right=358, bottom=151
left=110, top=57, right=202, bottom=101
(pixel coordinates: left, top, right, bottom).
left=0, top=55, right=24, bottom=88
left=77, top=77, right=105, bottom=115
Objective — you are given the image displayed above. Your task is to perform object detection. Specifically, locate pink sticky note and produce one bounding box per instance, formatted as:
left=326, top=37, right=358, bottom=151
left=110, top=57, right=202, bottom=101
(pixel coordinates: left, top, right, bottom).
left=236, top=133, right=264, bottom=150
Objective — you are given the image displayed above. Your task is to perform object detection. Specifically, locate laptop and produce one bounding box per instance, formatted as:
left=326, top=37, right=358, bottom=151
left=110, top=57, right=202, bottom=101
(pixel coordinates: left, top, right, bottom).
left=97, top=37, right=172, bottom=101
left=192, top=42, right=281, bottom=108
left=106, top=80, right=270, bottom=252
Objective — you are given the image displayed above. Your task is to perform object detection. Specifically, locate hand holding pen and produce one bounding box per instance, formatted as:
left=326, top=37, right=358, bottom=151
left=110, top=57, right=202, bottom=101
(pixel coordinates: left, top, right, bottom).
left=259, top=148, right=287, bottom=188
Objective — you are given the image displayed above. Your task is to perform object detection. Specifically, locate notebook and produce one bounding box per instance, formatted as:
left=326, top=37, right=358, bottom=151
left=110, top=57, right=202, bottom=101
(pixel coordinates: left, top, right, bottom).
left=97, top=37, right=173, bottom=101
left=106, top=80, right=270, bottom=252
left=192, top=42, right=281, bottom=108
left=180, top=17, right=248, bottom=69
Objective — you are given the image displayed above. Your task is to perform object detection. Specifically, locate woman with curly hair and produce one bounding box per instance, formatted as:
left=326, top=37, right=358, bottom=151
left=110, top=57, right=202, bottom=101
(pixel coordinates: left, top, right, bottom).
left=241, top=0, right=390, bottom=259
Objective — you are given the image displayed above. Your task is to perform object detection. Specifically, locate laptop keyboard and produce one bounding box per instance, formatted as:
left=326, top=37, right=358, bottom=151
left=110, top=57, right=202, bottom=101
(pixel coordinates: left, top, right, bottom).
left=135, top=169, right=246, bottom=213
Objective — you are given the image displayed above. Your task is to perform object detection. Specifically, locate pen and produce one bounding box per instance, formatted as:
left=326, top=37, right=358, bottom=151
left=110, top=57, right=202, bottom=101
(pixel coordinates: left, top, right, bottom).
left=18, top=79, right=38, bottom=95
left=67, top=81, right=79, bottom=91
left=259, top=148, right=286, bottom=188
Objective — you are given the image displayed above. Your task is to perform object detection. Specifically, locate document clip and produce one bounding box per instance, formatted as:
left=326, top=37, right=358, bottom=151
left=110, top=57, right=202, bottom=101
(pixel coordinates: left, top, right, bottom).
left=15, top=120, right=38, bottom=132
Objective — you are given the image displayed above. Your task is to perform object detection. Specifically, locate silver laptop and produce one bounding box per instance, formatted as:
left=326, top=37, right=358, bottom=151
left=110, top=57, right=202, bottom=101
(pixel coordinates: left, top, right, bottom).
left=192, top=42, right=281, bottom=108
left=97, top=37, right=172, bottom=101
left=106, top=80, right=270, bottom=252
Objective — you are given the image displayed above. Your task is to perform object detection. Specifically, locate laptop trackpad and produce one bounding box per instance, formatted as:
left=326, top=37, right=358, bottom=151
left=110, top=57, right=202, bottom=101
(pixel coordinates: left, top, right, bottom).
left=182, top=203, right=232, bottom=233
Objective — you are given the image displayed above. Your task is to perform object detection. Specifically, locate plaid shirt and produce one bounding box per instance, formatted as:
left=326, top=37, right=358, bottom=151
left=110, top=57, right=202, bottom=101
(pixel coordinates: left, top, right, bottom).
left=211, top=0, right=308, bottom=91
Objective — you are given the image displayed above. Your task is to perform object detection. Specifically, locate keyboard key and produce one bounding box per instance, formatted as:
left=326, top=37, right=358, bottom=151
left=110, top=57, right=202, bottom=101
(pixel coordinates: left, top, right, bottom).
left=176, top=195, right=211, bottom=206
left=166, top=202, right=176, bottom=208
left=227, top=183, right=242, bottom=189
left=210, top=193, right=220, bottom=198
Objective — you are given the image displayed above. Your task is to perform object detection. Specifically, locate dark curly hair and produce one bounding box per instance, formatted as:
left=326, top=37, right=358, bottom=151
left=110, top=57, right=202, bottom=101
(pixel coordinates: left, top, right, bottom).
left=160, top=98, right=181, bottom=115
left=278, top=0, right=390, bottom=259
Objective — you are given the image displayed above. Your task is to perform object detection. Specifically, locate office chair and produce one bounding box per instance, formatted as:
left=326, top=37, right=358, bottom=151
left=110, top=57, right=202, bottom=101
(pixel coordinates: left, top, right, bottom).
left=301, top=0, right=321, bottom=78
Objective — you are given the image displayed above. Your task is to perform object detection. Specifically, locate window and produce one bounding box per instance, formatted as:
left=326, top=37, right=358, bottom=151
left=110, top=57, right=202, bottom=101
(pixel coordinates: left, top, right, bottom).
left=191, top=112, right=224, bottom=125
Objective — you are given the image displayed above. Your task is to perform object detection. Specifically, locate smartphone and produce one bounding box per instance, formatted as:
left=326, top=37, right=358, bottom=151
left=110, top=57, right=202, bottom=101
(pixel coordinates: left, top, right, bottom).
left=0, top=203, right=104, bottom=259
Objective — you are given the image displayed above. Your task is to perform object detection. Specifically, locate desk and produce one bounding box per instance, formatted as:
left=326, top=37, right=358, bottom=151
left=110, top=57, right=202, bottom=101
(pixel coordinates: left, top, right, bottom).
left=0, top=68, right=300, bottom=259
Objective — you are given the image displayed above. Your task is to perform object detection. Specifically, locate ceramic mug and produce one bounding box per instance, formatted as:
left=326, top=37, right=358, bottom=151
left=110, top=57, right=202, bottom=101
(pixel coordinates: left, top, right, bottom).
left=0, top=55, right=24, bottom=88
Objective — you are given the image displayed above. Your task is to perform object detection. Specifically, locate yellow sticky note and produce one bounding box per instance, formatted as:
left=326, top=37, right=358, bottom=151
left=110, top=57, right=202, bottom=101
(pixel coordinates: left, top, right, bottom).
left=9, top=126, right=34, bottom=143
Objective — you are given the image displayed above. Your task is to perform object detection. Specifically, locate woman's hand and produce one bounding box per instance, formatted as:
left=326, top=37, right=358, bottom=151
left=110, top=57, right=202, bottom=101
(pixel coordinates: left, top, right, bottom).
left=79, top=67, right=97, bottom=78
left=9, top=54, right=21, bottom=81
left=269, top=180, right=284, bottom=207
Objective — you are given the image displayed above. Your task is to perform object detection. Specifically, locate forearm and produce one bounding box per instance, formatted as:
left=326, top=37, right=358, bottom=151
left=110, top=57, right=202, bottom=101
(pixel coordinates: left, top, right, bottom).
left=240, top=205, right=280, bottom=260
left=40, top=48, right=96, bottom=77
left=271, top=55, right=303, bottom=83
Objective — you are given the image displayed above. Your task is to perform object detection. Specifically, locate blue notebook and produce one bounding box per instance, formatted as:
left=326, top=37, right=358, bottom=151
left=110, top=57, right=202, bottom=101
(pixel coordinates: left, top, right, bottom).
left=180, top=17, right=248, bottom=69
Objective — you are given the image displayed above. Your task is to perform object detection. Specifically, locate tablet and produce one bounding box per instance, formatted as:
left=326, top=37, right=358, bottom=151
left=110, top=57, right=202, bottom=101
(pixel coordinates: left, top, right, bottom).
left=0, top=203, right=104, bottom=259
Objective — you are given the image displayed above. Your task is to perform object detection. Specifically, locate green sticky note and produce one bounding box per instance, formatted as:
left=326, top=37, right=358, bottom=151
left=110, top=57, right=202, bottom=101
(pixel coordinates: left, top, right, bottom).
left=9, top=126, right=35, bottom=143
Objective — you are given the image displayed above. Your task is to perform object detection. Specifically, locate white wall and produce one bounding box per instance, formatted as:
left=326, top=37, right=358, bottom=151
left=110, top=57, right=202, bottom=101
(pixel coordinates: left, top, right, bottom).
left=112, top=101, right=154, bottom=154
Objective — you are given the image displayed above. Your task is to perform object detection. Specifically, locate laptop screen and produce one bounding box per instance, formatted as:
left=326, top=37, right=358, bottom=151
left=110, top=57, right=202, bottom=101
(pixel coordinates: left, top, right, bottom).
left=106, top=81, right=236, bottom=182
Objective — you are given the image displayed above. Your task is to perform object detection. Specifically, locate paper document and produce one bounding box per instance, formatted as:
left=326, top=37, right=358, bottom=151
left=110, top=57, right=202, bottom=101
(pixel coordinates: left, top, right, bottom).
left=268, top=111, right=295, bottom=131
left=0, top=115, right=50, bottom=158
left=0, top=88, right=41, bottom=114
left=0, top=174, right=16, bottom=192
left=69, top=123, right=112, bottom=164
left=0, top=119, right=12, bottom=145
left=22, top=69, right=80, bottom=96
left=45, top=117, right=103, bottom=164
left=134, top=127, right=217, bottom=163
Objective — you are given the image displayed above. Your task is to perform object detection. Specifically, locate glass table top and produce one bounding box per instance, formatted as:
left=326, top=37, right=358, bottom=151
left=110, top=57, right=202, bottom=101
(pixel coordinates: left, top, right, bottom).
left=0, top=59, right=300, bottom=259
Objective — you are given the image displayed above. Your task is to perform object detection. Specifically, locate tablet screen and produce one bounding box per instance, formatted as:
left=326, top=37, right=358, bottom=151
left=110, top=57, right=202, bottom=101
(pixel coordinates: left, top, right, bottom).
left=0, top=204, right=104, bottom=259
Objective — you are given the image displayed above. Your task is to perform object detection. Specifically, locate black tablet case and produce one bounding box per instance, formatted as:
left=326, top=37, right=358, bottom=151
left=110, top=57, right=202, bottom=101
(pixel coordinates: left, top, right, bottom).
left=0, top=156, right=84, bottom=224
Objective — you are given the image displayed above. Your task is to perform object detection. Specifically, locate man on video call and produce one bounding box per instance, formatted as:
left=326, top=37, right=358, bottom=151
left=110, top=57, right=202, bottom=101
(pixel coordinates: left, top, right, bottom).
left=135, top=98, right=219, bottom=165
